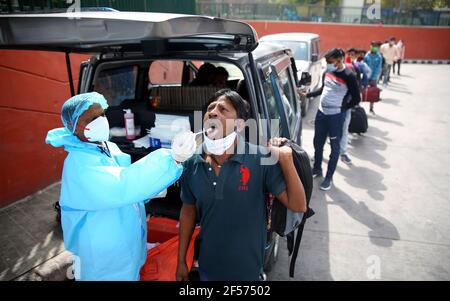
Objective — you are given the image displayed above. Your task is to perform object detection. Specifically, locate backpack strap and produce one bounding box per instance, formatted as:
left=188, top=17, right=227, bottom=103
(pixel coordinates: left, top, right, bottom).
left=284, top=141, right=316, bottom=278
left=289, top=223, right=304, bottom=278
left=286, top=231, right=294, bottom=256
left=289, top=207, right=315, bottom=278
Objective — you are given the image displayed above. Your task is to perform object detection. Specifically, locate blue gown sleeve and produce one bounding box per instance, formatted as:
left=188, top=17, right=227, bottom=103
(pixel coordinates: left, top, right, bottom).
left=65, top=148, right=183, bottom=211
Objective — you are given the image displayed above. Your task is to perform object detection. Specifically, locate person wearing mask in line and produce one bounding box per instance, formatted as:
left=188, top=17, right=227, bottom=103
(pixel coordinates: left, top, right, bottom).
left=393, top=39, right=405, bottom=76
left=299, top=48, right=361, bottom=190
left=364, top=41, right=383, bottom=114
left=357, top=49, right=372, bottom=81
left=380, top=37, right=397, bottom=87
left=339, top=48, right=366, bottom=165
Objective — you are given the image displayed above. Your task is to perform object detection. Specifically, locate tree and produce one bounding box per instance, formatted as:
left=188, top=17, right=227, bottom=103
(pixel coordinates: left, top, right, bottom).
left=283, top=0, right=339, bottom=5
left=381, top=0, right=448, bottom=9
left=276, top=0, right=448, bottom=8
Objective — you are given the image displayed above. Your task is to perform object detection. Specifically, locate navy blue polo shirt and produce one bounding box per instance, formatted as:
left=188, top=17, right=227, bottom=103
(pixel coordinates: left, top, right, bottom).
left=180, top=138, right=286, bottom=281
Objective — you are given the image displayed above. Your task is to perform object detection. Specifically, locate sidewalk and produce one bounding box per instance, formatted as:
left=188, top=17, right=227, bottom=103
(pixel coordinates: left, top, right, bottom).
left=268, top=65, right=450, bottom=280
left=0, top=182, right=71, bottom=281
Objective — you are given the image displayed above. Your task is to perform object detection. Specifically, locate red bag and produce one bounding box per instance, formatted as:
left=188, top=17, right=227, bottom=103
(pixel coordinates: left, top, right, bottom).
left=146, top=216, right=180, bottom=243
left=140, top=217, right=200, bottom=281
left=362, top=86, right=381, bottom=103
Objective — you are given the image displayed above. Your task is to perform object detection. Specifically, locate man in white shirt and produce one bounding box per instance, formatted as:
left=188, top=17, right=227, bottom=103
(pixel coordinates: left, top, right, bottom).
left=393, top=39, right=405, bottom=76
left=380, top=37, right=397, bottom=87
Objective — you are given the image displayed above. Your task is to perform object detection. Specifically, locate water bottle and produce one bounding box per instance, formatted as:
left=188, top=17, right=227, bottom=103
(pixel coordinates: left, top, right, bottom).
left=123, top=109, right=136, bottom=140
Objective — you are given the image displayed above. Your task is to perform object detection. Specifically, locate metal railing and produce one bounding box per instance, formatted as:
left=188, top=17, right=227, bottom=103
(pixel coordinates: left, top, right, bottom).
left=196, top=2, right=450, bottom=27
left=0, top=0, right=195, bottom=15
left=1, top=0, right=449, bottom=26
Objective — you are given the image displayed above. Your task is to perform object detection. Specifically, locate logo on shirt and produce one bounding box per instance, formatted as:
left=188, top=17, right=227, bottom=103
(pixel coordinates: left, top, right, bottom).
left=325, top=73, right=346, bottom=87
left=239, top=165, right=250, bottom=191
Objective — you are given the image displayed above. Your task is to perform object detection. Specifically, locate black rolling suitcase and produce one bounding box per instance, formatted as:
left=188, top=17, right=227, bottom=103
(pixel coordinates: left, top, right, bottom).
left=349, top=106, right=368, bottom=134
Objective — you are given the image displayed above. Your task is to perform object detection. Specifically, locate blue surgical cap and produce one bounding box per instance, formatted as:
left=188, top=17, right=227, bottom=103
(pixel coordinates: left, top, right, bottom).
left=61, top=92, right=109, bottom=133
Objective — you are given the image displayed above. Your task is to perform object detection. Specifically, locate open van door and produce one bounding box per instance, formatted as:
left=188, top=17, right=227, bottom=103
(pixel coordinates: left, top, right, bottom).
left=0, top=12, right=259, bottom=95
left=0, top=12, right=258, bottom=53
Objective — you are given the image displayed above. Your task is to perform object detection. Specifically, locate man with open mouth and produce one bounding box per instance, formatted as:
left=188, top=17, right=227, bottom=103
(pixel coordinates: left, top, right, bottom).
left=176, top=89, right=307, bottom=281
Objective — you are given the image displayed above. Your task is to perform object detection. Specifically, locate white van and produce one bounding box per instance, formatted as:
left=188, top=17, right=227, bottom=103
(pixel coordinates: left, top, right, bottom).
left=260, top=33, right=322, bottom=116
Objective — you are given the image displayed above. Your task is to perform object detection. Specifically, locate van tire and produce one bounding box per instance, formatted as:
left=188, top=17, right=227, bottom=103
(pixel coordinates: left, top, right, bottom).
left=300, top=97, right=309, bottom=117
left=264, top=232, right=280, bottom=273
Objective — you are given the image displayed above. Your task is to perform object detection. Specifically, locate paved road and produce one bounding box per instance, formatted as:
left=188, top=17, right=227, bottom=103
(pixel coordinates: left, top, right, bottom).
left=0, top=183, right=63, bottom=280
left=2, top=64, right=449, bottom=281
left=268, top=64, right=450, bottom=280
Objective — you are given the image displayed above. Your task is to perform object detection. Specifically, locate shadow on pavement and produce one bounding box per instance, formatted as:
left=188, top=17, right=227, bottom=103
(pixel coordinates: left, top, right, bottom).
left=349, top=133, right=390, bottom=170
left=395, top=74, right=414, bottom=79
left=380, top=98, right=401, bottom=106
left=366, top=126, right=392, bottom=143
left=0, top=183, right=64, bottom=281
left=384, top=86, right=412, bottom=95
left=369, top=114, right=404, bottom=127
left=336, top=164, right=387, bottom=201
left=325, top=186, right=400, bottom=247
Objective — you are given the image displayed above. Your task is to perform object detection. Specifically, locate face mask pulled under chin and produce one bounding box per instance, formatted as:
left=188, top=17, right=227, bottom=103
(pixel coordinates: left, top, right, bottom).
left=203, top=131, right=237, bottom=155
left=83, top=116, right=110, bottom=142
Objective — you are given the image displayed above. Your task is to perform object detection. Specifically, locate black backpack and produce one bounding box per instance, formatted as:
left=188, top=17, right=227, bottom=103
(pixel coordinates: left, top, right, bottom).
left=270, top=141, right=315, bottom=278
left=349, top=106, right=369, bottom=134
left=342, top=62, right=362, bottom=108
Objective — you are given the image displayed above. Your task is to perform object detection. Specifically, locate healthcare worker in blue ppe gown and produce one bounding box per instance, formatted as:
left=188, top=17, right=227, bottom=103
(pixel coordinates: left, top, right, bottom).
left=46, top=92, right=197, bottom=281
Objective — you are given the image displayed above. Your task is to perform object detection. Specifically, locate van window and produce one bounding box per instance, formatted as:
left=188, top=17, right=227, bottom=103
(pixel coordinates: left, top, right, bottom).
left=190, top=61, right=243, bottom=88
left=94, top=65, right=138, bottom=106
left=276, top=41, right=308, bottom=61
left=213, top=62, right=243, bottom=81
left=262, top=77, right=281, bottom=137
left=149, top=60, right=184, bottom=85
left=276, top=68, right=299, bottom=138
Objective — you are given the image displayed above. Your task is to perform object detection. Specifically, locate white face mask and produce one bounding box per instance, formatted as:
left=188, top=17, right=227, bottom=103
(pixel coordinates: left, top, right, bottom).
left=83, top=116, right=110, bottom=142
left=203, top=131, right=237, bottom=155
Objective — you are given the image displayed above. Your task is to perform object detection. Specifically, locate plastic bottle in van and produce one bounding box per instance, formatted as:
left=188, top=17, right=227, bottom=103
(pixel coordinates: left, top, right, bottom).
left=123, top=109, right=136, bottom=140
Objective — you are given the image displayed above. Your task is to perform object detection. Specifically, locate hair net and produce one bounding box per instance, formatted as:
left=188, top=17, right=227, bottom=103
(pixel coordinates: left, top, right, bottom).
left=61, top=92, right=109, bottom=132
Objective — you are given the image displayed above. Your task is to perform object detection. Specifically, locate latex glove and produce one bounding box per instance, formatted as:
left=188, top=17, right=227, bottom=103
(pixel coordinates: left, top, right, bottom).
left=171, top=131, right=197, bottom=163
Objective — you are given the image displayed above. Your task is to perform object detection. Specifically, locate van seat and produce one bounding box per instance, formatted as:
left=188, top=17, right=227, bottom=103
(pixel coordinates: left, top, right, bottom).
left=150, top=86, right=218, bottom=111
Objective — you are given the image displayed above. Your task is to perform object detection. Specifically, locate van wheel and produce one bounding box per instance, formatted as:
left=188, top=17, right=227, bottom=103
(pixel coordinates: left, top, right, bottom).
left=264, top=232, right=280, bottom=273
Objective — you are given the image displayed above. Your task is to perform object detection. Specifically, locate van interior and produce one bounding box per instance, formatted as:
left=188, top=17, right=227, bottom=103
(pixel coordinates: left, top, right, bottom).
left=91, top=58, right=250, bottom=219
